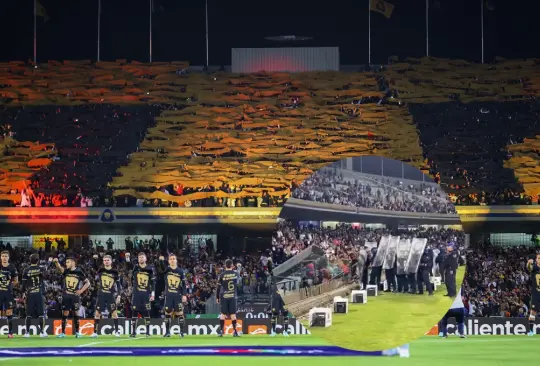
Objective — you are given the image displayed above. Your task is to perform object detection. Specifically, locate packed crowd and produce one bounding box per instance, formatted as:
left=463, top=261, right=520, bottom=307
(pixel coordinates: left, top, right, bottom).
left=12, top=183, right=288, bottom=209
left=292, top=168, right=457, bottom=214
left=0, top=105, right=288, bottom=209
left=410, top=102, right=538, bottom=205
left=271, top=220, right=465, bottom=283
left=462, top=244, right=538, bottom=317
left=3, top=101, right=540, bottom=208
left=1, top=240, right=270, bottom=319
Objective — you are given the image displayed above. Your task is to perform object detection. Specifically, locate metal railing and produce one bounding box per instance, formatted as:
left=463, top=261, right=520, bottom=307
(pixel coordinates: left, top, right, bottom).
left=282, top=276, right=355, bottom=304
left=272, top=245, right=325, bottom=279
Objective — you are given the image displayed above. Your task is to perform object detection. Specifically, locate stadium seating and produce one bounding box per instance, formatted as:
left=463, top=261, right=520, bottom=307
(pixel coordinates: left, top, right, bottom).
left=2, top=57, right=540, bottom=205
left=272, top=220, right=465, bottom=280
left=0, top=104, right=161, bottom=207
left=462, top=244, right=536, bottom=317
left=293, top=166, right=456, bottom=213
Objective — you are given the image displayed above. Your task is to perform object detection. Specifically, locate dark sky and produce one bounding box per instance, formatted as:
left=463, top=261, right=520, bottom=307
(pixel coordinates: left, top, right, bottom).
left=0, top=0, right=533, bottom=65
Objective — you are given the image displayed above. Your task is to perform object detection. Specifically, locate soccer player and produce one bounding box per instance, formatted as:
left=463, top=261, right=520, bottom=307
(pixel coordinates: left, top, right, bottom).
left=526, top=253, right=540, bottom=336
left=0, top=250, right=18, bottom=338
left=438, top=288, right=467, bottom=338
left=53, top=256, right=90, bottom=338
left=130, top=252, right=155, bottom=337
left=21, top=254, right=48, bottom=338
left=91, top=255, right=122, bottom=338
left=268, top=284, right=289, bottom=337
left=162, top=253, right=187, bottom=338
left=216, top=259, right=240, bottom=337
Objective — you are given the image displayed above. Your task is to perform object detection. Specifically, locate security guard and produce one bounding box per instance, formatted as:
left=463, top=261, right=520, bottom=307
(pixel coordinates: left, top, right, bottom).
left=435, top=249, right=445, bottom=281
left=369, top=247, right=382, bottom=287
left=396, top=256, right=408, bottom=293
left=417, top=246, right=434, bottom=296
left=384, top=252, right=397, bottom=292
left=407, top=251, right=421, bottom=294
left=443, top=244, right=459, bottom=297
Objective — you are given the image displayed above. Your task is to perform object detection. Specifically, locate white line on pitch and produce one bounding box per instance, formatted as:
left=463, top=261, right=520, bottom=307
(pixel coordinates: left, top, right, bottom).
left=415, top=336, right=540, bottom=343
left=77, top=336, right=146, bottom=347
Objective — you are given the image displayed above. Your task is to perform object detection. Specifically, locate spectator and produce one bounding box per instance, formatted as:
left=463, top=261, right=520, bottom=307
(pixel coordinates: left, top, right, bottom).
left=292, top=168, right=456, bottom=214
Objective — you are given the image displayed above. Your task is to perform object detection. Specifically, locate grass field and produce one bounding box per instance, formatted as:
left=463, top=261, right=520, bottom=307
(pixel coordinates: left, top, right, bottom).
left=302, top=267, right=465, bottom=351
left=0, top=334, right=537, bottom=366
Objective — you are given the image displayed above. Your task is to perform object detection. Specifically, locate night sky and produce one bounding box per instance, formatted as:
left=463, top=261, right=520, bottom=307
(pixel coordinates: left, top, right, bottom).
left=0, top=0, right=534, bottom=65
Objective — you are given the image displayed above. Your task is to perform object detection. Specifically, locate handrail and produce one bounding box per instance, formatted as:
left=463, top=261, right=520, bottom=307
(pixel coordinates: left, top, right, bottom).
left=283, top=277, right=353, bottom=304
left=285, top=197, right=460, bottom=220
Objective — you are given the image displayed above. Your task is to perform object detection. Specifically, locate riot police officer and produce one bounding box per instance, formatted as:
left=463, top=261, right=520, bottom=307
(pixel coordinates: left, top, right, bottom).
left=443, top=244, right=459, bottom=297
left=435, top=249, right=445, bottom=280
left=417, top=246, right=434, bottom=295
left=384, top=253, right=397, bottom=292
left=358, top=247, right=369, bottom=289
left=369, top=247, right=382, bottom=288
left=396, top=256, right=408, bottom=293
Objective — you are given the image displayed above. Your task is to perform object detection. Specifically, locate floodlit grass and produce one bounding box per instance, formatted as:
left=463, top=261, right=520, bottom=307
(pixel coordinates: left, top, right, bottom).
left=303, top=267, right=465, bottom=351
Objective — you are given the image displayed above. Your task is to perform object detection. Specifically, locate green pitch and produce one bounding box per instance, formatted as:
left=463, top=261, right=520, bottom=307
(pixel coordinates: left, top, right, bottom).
left=304, top=267, right=465, bottom=351
left=0, top=335, right=537, bottom=366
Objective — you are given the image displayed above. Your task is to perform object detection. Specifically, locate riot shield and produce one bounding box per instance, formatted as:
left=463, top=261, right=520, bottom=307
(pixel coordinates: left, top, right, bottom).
left=406, top=238, right=428, bottom=274
left=432, top=248, right=440, bottom=268
left=365, top=241, right=378, bottom=251
left=372, top=235, right=390, bottom=268
left=357, top=248, right=368, bottom=277
left=396, top=238, right=413, bottom=275
left=383, top=236, right=399, bottom=270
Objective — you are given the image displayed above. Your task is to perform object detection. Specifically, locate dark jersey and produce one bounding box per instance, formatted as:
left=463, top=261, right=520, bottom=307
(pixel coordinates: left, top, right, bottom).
left=97, top=267, right=121, bottom=296
left=269, top=291, right=285, bottom=312
left=217, top=269, right=239, bottom=300
left=132, top=265, right=156, bottom=294
left=528, top=262, right=540, bottom=296
left=62, top=267, right=87, bottom=296
left=22, top=265, right=46, bottom=295
left=0, top=264, right=18, bottom=293
left=163, top=267, right=184, bottom=295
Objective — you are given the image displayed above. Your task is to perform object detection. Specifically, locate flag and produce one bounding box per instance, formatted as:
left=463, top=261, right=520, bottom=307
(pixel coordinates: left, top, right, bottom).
left=36, top=0, right=49, bottom=22
left=370, top=0, right=394, bottom=19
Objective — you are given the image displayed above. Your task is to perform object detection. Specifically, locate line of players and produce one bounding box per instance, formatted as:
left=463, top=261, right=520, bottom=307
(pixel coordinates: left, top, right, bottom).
left=0, top=251, right=291, bottom=338
left=216, top=259, right=290, bottom=337
left=0, top=251, right=191, bottom=338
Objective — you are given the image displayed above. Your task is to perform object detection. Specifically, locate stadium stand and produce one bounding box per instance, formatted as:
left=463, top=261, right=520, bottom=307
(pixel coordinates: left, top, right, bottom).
left=462, top=244, right=538, bottom=318
left=272, top=220, right=465, bottom=284
left=3, top=58, right=540, bottom=205
left=0, top=104, right=161, bottom=207
left=292, top=166, right=456, bottom=213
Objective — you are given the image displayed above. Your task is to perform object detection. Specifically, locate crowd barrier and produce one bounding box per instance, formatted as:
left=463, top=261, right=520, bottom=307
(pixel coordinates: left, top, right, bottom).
left=282, top=278, right=353, bottom=304
left=427, top=317, right=540, bottom=336
left=2, top=316, right=310, bottom=337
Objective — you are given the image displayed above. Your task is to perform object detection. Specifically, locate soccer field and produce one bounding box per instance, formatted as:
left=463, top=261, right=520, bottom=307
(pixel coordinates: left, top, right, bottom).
left=305, top=290, right=452, bottom=350
left=304, top=266, right=465, bottom=351
left=0, top=334, right=536, bottom=366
